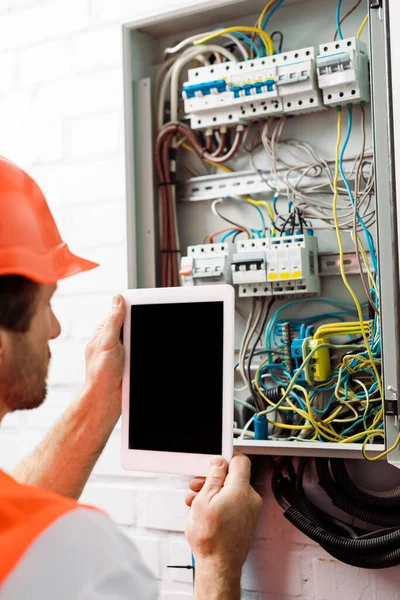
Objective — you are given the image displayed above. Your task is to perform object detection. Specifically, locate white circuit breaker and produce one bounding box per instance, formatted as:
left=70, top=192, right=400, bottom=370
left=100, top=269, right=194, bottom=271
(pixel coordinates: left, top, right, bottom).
left=274, top=47, right=324, bottom=115
left=182, top=58, right=281, bottom=129
left=182, top=46, right=324, bottom=130
left=232, top=234, right=320, bottom=298
left=179, top=242, right=232, bottom=286
left=316, top=37, right=369, bottom=106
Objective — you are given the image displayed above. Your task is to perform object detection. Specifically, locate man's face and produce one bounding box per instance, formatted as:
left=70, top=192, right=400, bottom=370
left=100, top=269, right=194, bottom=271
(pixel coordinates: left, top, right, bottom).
left=0, top=284, right=61, bottom=413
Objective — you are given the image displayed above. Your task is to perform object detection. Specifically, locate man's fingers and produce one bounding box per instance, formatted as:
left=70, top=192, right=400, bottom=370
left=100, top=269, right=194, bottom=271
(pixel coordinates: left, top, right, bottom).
left=98, top=295, right=126, bottom=350
left=185, top=492, right=198, bottom=507
left=189, top=477, right=206, bottom=493
left=198, top=456, right=228, bottom=501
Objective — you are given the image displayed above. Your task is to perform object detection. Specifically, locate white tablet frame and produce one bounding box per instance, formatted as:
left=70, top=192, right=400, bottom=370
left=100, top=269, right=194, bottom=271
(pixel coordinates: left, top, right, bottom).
left=121, top=284, right=235, bottom=476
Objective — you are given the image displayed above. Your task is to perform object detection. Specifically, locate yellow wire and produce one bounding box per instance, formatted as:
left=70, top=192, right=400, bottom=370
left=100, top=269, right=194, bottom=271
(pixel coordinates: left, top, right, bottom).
left=362, top=432, right=400, bottom=461
left=258, top=0, right=276, bottom=29
left=356, top=14, right=369, bottom=39
left=255, top=342, right=364, bottom=417
left=313, top=322, right=369, bottom=339
left=332, top=108, right=382, bottom=401
left=245, top=196, right=276, bottom=236
left=274, top=385, right=347, bottom=442
left=338, top=428, right=382, bottom=444
left=193, top=27, right=274, bottom=56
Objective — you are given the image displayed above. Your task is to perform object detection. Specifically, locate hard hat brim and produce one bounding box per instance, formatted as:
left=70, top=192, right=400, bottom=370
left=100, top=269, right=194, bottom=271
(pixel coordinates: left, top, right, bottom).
left=0, top=243, right=99, bottom=284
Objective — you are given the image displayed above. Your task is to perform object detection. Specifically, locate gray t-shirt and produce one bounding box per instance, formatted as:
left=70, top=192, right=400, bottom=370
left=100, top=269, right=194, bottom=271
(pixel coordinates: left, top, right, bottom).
left=0, top=508, right=159, bottom=599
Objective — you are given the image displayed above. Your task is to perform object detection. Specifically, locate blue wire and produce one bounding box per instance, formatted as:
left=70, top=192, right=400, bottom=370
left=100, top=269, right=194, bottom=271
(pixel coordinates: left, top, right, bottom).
left=336, top=0, right=344, bottom=40
left=221, top=229, right=238, bottom=243
left=251, top=203, right=267, bottom=237
left=262, top=0, right=285, bottom=30
left=265, top=297, right=368, bottom=350
left=228, top=31, right=261, bottom=58
left=339, top=105, right=378, bottom=273
left=220, top=228, right=261, bottom=242
left=289, top=391, right=307, bottom=411
left=273, top=194, right=279, bottom=214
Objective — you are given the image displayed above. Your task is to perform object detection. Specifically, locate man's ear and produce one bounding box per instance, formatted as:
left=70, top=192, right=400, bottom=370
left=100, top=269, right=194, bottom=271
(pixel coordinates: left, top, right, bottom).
left=0, top=327, right=11, bottom=368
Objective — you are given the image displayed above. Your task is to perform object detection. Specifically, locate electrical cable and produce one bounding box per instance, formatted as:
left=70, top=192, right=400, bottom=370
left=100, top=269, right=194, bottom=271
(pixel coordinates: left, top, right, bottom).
left=334, top=0, right=362, bottom=41
left=336, top=0, right=344, bottom=40
left=357, top=14, right=369, bottom=39
left=332, top=107, right=382, bottom=407
left=247, top=297, right=276, bottom=411
left=262, top=0, right=285, bottom=31
left=270, top=31, right=284, bottom=52
left=193, top=27, right=274, bottom=56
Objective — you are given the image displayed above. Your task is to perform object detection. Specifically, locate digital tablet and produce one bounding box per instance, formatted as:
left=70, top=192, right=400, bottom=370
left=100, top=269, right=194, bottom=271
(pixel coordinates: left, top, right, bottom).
left=121, top=284, right=235, bottom=476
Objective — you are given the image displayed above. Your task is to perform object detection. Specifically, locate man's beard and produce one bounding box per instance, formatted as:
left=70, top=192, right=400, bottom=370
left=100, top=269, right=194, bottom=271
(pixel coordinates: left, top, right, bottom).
left=1, top=335, right=50, bottom=412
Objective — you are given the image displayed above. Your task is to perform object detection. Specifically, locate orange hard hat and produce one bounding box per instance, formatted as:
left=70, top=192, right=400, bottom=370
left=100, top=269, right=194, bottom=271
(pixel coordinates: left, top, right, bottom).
left=0, top=157, right=98, bottom=284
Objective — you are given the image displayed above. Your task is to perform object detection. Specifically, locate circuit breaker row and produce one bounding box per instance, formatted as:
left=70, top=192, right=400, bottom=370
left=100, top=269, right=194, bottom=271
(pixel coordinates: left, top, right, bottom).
left=179, top=234, right=320, bottom=297
left=182, top=37, right=369, bottom=129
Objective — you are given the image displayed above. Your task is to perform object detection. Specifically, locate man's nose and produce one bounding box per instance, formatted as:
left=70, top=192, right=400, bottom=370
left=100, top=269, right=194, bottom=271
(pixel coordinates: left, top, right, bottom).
left=50, top=309, right=61, bottom=340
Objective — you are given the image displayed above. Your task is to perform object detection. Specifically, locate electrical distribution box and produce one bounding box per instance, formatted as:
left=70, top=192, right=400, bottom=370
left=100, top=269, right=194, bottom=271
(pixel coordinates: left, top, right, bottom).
left=122, top=0, right=400, bottom=468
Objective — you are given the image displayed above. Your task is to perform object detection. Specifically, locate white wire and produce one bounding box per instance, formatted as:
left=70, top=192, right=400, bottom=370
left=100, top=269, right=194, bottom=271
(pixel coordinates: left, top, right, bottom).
left=164, top=31, right=248, bottom=60
left=157, top=49, right=210, bottom=131
left=238, top=415, right=255, bottom=440
left=164, top=31, right=215, bottom=55
left=234, top=398, right=257, bottom=413
left=258, top=119, right=375, bottom=231
left=234, top=427, right=255, bottom=439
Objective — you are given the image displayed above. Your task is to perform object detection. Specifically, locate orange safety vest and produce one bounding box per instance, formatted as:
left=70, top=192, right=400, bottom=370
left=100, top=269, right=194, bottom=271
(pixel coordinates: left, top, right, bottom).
left=0, top=469, right=97, bottom=586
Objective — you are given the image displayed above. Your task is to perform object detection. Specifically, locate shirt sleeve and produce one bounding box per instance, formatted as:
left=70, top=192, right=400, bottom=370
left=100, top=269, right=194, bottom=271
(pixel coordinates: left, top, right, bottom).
left=0, top=508, right=159, bottom=600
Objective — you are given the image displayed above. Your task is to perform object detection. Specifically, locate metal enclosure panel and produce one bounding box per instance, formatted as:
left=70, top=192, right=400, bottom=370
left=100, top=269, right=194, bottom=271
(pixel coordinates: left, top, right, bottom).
left=123, top=29, right=158, bottom=289
left=122, top=0, right=392, bottom=459
left=380, top=0, right=400, bottom=467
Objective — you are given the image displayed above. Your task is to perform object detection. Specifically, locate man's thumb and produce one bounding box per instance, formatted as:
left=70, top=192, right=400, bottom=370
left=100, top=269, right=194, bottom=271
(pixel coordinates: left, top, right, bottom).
left=200, top=456, right=228, bottom=501
left=101, top=295, right=125, bottom=349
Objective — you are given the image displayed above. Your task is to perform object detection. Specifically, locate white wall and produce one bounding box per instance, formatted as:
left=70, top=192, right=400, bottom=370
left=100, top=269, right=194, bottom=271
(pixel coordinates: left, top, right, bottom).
left=1, top=0, right=400, bottom=598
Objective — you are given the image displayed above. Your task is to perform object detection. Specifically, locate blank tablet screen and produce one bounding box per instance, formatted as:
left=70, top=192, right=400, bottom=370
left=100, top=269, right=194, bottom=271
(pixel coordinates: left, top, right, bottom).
left=129, top=301, right=224, bottom=455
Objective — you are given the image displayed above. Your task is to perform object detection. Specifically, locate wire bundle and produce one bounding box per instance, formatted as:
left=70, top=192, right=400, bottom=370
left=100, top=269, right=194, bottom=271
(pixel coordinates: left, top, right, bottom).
left=272, top=457, right=400, bottom=569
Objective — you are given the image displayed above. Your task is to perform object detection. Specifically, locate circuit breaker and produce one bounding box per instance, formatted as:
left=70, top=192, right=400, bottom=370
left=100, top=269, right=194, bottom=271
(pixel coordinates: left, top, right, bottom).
left=183, top=45, right=327, bottom=129
left=317, top=37, right=370, bottom=106
left=232, top=235, right=320, bottom=297
left=179, top=243, right=232, bottom=286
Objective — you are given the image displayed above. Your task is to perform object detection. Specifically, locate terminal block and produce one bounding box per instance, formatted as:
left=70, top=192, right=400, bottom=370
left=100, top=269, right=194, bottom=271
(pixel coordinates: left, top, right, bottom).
left=302, top=337, right=331, bottom=385
left=234, top=235, right=320, bottom=298
left=179, top=243, right=231, bottom=286
left=274, top=47, right=324, bottom=115
left=316, top=37, right=369, bottom=106
left=290, top=335, right=331, bottom=385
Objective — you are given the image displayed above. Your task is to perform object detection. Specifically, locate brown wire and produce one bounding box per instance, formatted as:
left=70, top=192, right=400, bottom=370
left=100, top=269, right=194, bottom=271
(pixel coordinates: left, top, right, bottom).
left=155, top=122, right=246, bottom=285
left=334, top=0, right=363, bottom=41
left=205, top=132, right=213, bottom=152
left=155, top=126, right=180, bottom=287
left=208, top=130, right=228, bottom=158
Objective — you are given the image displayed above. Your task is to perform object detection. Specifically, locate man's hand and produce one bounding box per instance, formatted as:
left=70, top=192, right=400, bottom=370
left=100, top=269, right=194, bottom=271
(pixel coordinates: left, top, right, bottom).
left=185, top=453, right=262, bottom=599
left=84, top=295, right=126, bottom=421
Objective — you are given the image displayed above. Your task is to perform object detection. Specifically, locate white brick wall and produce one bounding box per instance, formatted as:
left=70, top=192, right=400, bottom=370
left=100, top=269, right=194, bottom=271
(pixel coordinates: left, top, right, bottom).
left=1, top=1, right=400, bottom=599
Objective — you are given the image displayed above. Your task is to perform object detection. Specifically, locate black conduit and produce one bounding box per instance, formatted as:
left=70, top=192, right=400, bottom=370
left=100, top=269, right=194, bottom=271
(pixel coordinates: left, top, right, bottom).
left=271, top=457, right=400, bottom=569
